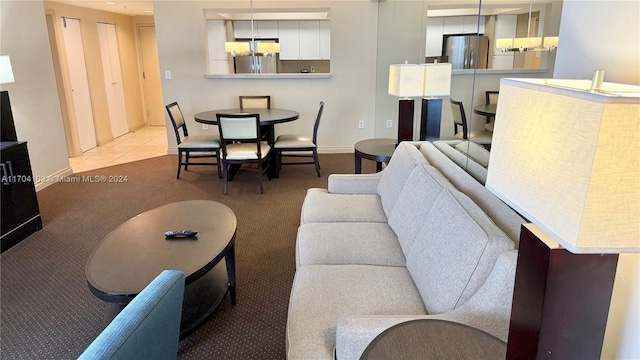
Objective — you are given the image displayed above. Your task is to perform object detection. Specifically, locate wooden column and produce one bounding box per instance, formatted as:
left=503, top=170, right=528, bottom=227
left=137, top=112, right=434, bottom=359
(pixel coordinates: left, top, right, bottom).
left=397, top=99, right=414, bottom=143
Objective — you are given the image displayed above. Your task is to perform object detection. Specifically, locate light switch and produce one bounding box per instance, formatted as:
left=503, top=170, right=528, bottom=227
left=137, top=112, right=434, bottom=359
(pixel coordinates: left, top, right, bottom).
left=164, top=70, right=171, bottom=79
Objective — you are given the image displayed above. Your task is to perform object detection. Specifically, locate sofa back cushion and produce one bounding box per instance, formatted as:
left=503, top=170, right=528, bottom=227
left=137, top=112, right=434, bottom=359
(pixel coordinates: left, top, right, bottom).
left=377, top=142, right=429, bottom=218
left=405, top=188, right=515, bottom=315
left=388, top=164, right=445, bottom=255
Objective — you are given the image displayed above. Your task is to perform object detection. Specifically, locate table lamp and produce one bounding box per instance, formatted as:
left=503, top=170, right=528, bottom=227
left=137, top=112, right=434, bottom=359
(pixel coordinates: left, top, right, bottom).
left=1, top=55, right=17, bottom=142
left=485, top=77, right=640, bottom=359
left=388, top=63, right=425, bottom=143
left=419, top=63, right=451, bottom=141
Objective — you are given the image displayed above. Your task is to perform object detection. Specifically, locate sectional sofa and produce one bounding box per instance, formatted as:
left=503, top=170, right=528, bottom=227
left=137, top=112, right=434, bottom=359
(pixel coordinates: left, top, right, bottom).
left=286, top=141, right=524, bottom=359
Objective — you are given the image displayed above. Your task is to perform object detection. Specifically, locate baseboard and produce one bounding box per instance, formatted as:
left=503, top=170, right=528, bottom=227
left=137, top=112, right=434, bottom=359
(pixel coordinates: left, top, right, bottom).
left=317, top=146, right=353, bottom=154
left=129, top=122, right=146, bottom=132
left=34, top=166, right=74, bottom=192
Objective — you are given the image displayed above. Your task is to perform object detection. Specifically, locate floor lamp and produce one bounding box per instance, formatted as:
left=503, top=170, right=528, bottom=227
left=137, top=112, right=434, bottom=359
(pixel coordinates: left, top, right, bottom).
left=388, top=63, right=424, bottom=143
left=485, top=77, right=640, bottom=359
left=419, top=63, right=451, bottom=141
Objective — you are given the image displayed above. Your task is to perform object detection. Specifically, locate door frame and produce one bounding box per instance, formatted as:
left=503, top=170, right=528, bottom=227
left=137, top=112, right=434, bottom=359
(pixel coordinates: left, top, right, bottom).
left=135, top=23, right=165, bottom=127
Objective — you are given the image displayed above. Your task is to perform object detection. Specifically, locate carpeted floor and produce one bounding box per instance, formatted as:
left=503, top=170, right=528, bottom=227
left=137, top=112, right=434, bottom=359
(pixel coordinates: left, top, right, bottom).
left=0, top=153, right=377, bottom=359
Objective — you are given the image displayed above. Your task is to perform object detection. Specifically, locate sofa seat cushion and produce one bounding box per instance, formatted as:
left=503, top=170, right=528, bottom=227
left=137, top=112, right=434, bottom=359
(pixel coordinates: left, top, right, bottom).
left=300, top=188, right=386, bottom=224
left=286, top=265, right=427, bottom=360
left=405, top=189, right=515, bottom=315
left=296, top=223, right=405, bottom=269
left=377, top=142, right=429, bottom=218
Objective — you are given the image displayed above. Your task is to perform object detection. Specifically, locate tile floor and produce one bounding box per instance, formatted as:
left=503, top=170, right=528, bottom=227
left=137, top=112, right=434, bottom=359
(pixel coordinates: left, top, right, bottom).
left=69, top=126, right=169, bottom=174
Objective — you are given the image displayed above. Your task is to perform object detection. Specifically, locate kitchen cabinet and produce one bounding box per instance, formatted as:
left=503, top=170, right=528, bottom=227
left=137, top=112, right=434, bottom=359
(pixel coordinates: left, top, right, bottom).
left=441, top=16, right=485, bottom=35
left=279, top=20, right=330, bottom=60
left=234, top=20, right=279, bottom=39
left=1, top=141, right=42, bottom=252
left=425, top=17, right=444, bottom=57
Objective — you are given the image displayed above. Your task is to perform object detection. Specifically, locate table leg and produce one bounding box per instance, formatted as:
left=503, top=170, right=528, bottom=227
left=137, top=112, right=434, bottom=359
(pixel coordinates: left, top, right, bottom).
left=355, top=153, right=362, bottom=174
left=262, top=125, right=279, bottom=179
left=225, top=245, right=237, bottom=306
left=376, top=161, right=383, bottom=173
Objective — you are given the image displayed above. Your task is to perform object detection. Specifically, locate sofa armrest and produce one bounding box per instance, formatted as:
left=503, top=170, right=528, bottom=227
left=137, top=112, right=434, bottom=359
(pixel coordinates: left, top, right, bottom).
left=328, top=173, right=382, bottom=194
left=78, top=270, right=185, bottom=360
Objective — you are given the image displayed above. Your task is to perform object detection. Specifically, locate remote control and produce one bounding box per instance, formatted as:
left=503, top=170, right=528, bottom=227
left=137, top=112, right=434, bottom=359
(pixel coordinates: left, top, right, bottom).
left=165, top=230, right=198, bottom=238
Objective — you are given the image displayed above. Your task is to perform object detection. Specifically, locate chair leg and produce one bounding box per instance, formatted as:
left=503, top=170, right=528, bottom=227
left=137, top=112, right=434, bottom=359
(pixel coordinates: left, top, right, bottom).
left=176, top=150, right=183, bottom=179
left=184, top=152, right=190, bottom=171
left=223, top=163, right=229, bottom=195
left=216, top=150, right=223, bottom=179
left=313, top=149, right=321, bottom=177
left=276, top=150, right=282, bottom=170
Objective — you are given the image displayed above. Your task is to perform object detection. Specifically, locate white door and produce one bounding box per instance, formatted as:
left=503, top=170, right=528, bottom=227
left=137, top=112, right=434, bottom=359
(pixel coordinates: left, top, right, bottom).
left=97, top=22, right=129, bottom=138
left=61, top=17, right=97, bottom=152
left=138, top=26, right=165, bottom=126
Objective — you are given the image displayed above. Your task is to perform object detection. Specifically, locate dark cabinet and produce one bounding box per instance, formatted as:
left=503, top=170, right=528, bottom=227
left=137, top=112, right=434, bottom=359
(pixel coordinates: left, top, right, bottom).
left=1, top=141, right=42, bottom=252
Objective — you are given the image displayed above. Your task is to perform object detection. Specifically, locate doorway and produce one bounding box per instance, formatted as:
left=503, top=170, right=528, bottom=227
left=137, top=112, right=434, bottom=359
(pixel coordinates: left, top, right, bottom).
left=61, top=17, right=97, bottom=152
left=138, top=25, right=165, bottom=126
left=97, top=22, right=129, bottom=139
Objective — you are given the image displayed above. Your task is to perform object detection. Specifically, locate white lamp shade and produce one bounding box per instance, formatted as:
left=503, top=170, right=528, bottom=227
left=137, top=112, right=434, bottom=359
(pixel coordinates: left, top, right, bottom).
left=388, top=64, right=425, bottom=98
left=0, top=55, right=15, bottom=84
left=224, top=42, right=250, bottom=54
left=486, top=78, right=640, bottom=254
left=423, top=63, right=451, bottom=97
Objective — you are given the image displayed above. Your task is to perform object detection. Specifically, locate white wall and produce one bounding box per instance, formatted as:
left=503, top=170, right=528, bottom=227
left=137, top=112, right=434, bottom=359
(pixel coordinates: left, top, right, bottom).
left=554, top=1, right=640, bottom=359
left=0, top=1, right=71, bottom=184
left=152, top=1, right=379, bottom=153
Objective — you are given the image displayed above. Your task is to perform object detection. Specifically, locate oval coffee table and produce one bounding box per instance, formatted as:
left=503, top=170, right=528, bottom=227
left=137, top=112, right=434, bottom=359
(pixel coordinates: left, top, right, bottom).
left=86, top=200, right=237, bottom=338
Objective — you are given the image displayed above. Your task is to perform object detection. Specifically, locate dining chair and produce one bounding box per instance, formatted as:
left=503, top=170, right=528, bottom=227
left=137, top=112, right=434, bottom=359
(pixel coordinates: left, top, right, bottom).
left=166, top=102, right=221, bottom=179
left=216, top=113, right=271, bottom=195
left=239, top=95, right=271, bottom=110
left=450, top=98, right=492, bottom=148
left=274, top=101, right=324, bottom=177
left=484, top=90, right=499, bottom=132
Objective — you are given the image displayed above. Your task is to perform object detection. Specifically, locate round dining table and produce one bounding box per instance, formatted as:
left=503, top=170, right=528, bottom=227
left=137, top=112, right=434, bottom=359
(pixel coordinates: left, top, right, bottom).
left=194, top=108, right=299, bottom=178
left=473, top=103, right=497, bottom=118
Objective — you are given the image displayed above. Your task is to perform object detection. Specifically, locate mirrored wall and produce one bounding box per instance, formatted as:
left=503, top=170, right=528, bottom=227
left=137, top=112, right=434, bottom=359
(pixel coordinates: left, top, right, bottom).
left=375, top=0, right=562, bottom=184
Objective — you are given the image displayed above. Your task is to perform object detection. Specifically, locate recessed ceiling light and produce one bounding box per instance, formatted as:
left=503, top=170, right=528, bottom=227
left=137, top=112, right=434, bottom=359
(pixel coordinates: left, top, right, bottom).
left=105, top=2, right=116, bottom=5
left=144, top=10, right=153, bottom=13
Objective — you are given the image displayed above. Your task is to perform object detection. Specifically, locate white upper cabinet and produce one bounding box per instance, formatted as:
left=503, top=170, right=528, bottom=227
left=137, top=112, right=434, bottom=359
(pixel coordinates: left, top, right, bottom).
left=278, top=20, right=330, bottom=60
left=441, top=16, right=485, bottom=35
left=425, top=17, right=444, bottom=57
left=319, top=21, right=330, bottom=60
left=234, top=20, right=279, bottom=39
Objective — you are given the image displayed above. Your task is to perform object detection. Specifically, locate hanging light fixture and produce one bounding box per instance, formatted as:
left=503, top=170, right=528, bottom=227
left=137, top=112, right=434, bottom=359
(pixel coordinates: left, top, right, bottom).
left=496, top=0, right=559, bottom=53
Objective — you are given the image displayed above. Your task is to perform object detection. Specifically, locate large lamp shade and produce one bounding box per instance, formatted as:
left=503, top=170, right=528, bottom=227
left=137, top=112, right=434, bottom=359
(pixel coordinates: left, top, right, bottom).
left=423, top=63, right=451, bottom=97
left=0, top=55, right=15, bottom=84
left=388, top=64, right=424, bottom=98
left=486, top=78, right=640, bottom=254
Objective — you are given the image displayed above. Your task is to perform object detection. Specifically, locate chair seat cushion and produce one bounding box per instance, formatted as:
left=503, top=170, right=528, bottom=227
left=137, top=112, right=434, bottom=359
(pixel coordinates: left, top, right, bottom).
left=179, top=135, right=220, bottom=149
left=274, top=134, right=315, bottom=149
left=225, top=142, right=271, bottom=160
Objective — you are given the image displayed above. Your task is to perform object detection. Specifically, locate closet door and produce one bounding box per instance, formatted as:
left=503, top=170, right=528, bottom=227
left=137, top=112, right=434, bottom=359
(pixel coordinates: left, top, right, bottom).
left=98, top=22, right=129, bottom=138
left=61, top=17, right=97, bottom=152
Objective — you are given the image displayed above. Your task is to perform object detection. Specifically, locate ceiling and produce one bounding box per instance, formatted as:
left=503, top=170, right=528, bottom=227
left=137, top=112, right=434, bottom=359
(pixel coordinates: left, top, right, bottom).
left=49, top=0, right=154, bottom=16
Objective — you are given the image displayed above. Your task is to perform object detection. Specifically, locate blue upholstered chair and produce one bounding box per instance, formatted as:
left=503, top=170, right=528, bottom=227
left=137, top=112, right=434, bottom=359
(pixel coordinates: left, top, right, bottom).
left=78, top=270, right=185, bottom=360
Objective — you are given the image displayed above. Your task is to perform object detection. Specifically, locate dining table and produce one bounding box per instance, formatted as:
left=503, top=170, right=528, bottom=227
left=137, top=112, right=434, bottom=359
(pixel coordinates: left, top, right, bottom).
left=194, top=108, right=299, bottom=179
left=473, top=103, right=497, bottom=119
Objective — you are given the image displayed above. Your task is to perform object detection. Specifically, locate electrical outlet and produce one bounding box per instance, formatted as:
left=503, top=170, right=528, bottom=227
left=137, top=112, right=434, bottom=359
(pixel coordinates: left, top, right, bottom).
left=358, top=120, right=365, bottom=129
left=386, top=119, right=393, bottom=128
left=202, top=124, right=209, bottom=130
left=164, top=70, right=171, bottom=79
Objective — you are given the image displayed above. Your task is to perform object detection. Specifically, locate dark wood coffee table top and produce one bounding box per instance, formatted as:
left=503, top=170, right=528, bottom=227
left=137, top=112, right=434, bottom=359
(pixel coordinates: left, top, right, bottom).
left=360, top=319, right=506, bottom=359
left=86, top=200, right=236, bottom=303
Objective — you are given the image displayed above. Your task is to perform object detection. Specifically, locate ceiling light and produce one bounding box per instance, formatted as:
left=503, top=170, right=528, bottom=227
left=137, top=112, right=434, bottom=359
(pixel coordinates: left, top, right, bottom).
left=105, top=2, right=117, bottom=5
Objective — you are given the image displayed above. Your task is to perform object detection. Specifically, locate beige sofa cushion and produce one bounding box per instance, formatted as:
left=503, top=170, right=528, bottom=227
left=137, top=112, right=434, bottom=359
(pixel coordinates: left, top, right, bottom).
left=300, top=188, right=386, bottom=224
left=387, top=164, right=445, bottom=255
left=296, top=222, right=405, bottom=268
left=377, top=142, right=429, bottom=218
left=405, top=189, right=515, bottom=315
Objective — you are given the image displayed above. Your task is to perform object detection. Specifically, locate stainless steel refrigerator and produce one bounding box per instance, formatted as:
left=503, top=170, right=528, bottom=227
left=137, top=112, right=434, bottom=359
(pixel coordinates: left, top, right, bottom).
left=234, top=54, right=278, bottom=74
left=444, top=35, right=489, bottom=70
